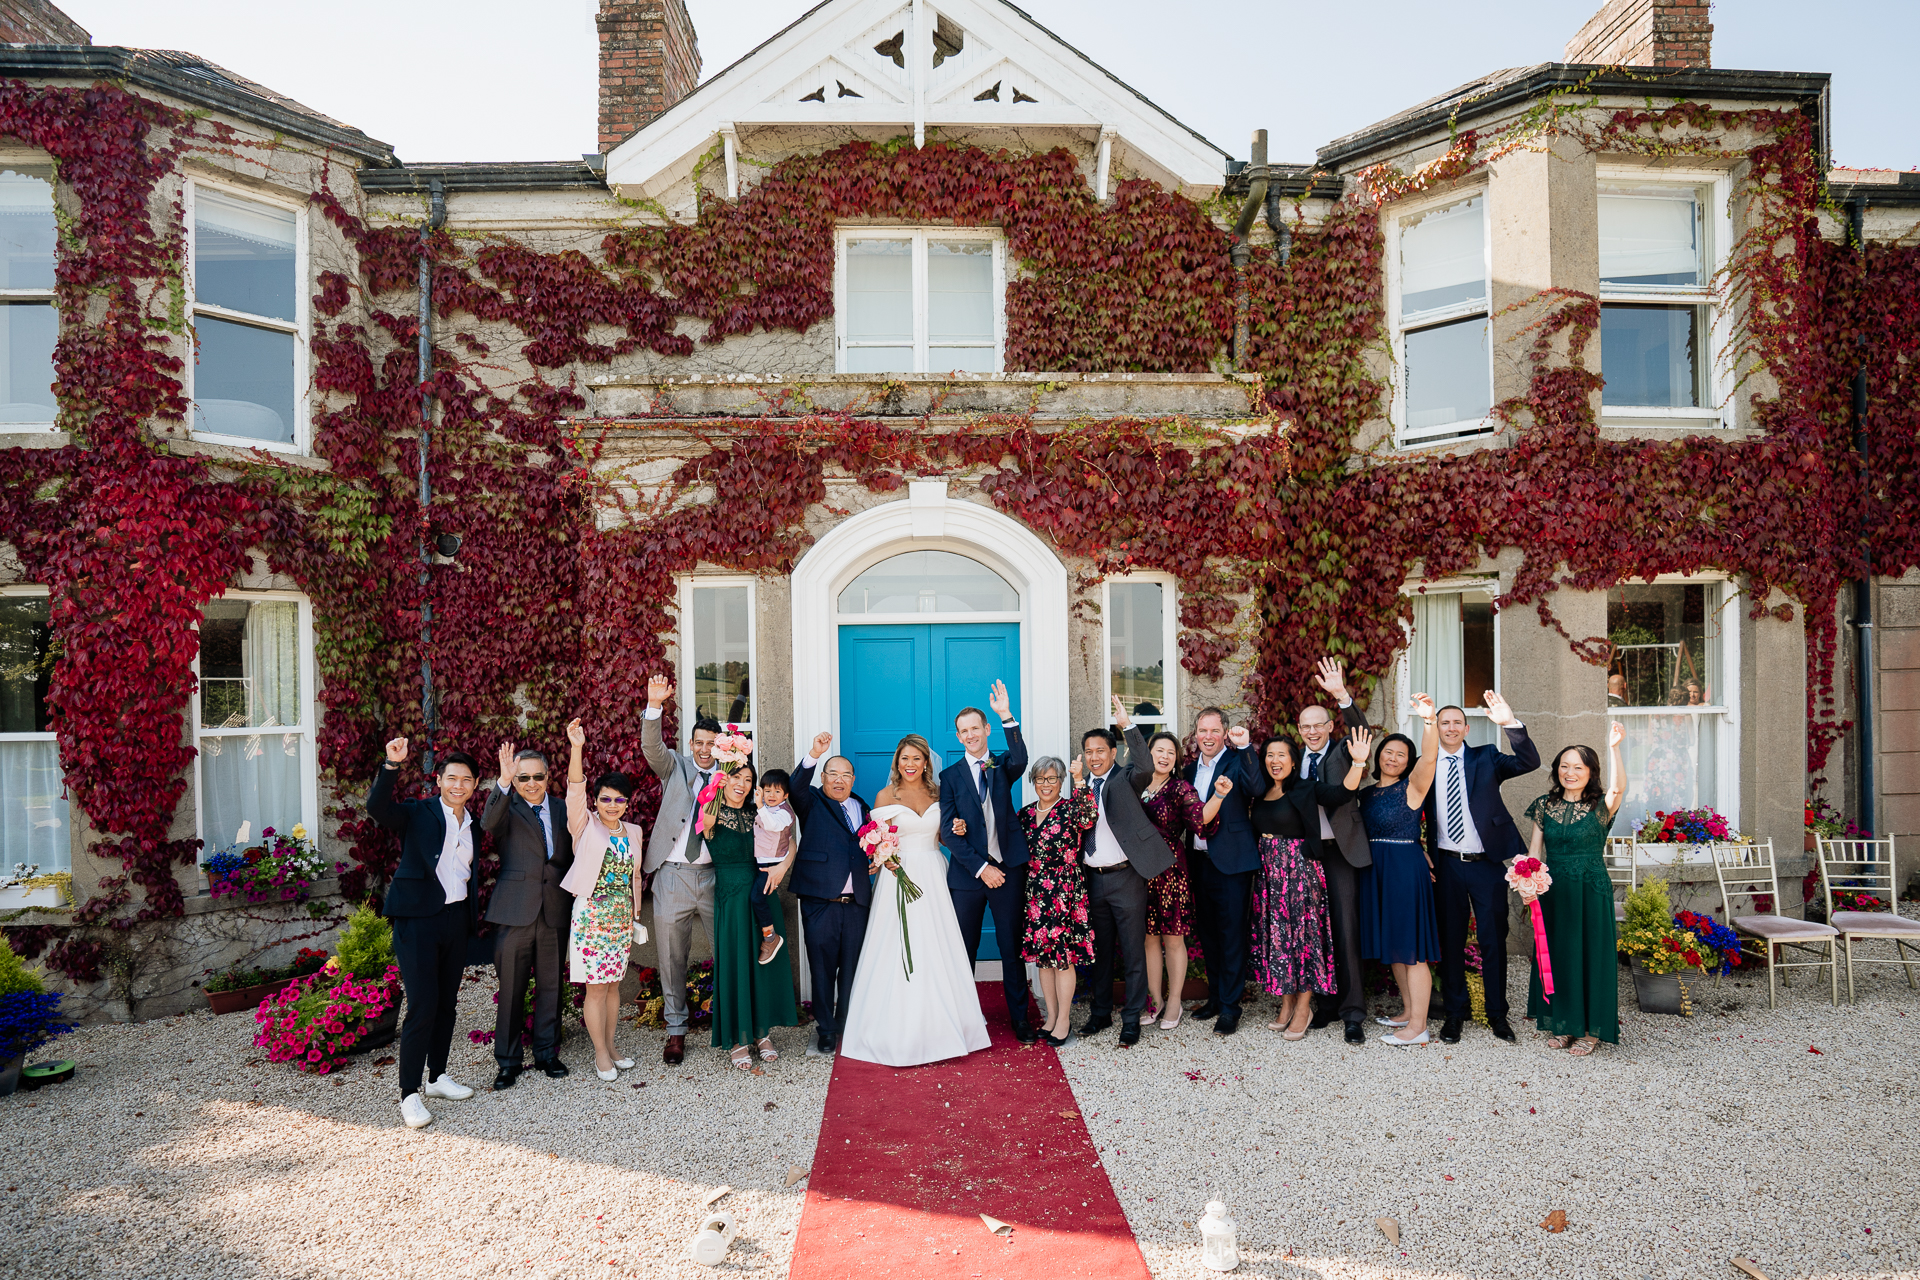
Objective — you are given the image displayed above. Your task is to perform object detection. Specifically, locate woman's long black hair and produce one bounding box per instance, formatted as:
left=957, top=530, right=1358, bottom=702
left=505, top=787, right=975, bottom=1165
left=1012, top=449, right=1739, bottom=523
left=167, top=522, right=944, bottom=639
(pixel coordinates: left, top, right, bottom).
left=1371, top=733, right=1418, bottom=783
left=1549, top=744, right=1605, bottom=806
left=1257, top=734, right=1300, bottom=793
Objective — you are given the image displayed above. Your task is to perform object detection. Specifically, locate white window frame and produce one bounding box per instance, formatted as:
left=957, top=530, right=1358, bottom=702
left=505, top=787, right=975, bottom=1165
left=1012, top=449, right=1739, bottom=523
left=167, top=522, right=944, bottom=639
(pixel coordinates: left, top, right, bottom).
left=1395, top=576, right=1502, bottom=743
left=1387, top=187, right=1495, bottom=449
left=189, top=588, right=319, bottom=858
left=679, top=576, right=757, bottom=742
left=0, top=152, right=60, bottom=432
left=1102, top=572, right=1178, bottom=729
left=0, top=583, right=66, bottom=872
left=833, top=227, right=1006, bottom=374
left=1596, top=166, right=1734, bottom=430
left=184, top=175, right=311, bottom=455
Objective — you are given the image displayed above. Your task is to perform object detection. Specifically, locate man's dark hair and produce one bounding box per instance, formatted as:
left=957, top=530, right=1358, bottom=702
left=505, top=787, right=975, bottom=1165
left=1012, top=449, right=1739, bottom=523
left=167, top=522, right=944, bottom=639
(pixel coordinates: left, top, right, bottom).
left=1436, top=704, right=1468, bottom=721
left=512, top=748, right=549, bottom=768
left=691, top=716, right=724, bottom=737
left=439, top=751, right=480, bottom=778
left=593, top=770, right=636, bottom=799
left=1194, top=706, right=1227, bottom=731
left=1082, top=727, right=1118, bottom=750
left=761, top=767, right=792, bottom=793
left=954, top=705, right=989, bottom=730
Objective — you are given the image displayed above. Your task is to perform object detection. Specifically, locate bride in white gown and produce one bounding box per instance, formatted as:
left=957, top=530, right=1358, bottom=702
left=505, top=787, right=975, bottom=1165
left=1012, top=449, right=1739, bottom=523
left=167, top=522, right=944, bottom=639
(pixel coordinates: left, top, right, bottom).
left=839, top=734, right=991, bottom=1067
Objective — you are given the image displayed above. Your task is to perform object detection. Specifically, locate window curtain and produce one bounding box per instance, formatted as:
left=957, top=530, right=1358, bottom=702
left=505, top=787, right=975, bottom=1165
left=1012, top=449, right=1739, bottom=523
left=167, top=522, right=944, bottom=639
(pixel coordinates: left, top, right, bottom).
left=1400, top=197, right=1485, bottom=316
left=202, top=601, right=304, bottom=850
left=1611, top=712, right=1719, bottom=837
left=1409, top=591, right=1464, bottom=710
left=244, top=601, right=300, bottom=728
left=0, top=738, right=68, bottom=872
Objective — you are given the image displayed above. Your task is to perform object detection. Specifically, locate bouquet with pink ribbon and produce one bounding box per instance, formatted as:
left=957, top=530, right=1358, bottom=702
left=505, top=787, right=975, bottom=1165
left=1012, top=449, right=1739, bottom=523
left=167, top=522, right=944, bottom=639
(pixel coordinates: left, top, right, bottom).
left=858, top=817, right=922, bottom=979
left=697, top=725, right=756, bottom=827
left=1506, top=855, right=1555, bottom=1001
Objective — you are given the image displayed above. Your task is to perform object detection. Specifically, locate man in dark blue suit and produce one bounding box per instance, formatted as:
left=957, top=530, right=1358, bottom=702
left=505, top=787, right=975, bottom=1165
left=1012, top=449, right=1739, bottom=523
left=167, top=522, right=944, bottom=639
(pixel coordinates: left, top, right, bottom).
left=937, top=679, right=1035, bottom=1042
left=366, top=736, right=483, bottom=1130
left=1178, top=707, right=1259, bottom=1035
left=790, top=732, right=872, bottom=1056
left=1422, top=691, right=1541, bottom=1045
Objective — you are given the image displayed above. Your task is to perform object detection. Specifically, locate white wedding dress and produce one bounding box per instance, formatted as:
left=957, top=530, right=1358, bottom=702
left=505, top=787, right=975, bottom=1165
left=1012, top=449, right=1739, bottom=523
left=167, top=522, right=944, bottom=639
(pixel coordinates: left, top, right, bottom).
left=838, top=803, right=992, bottom=1067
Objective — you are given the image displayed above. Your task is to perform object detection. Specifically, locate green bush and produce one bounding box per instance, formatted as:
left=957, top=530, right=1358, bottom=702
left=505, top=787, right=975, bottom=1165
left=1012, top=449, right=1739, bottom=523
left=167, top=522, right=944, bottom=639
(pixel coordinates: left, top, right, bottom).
left=335, top=903, right=394, bottom=982
left=0, top=935, right=47, bottom=998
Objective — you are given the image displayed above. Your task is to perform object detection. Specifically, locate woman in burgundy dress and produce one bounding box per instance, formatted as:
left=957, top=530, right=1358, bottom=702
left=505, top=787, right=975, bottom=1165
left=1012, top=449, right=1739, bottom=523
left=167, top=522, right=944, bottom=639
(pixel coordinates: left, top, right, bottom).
left=1016, top=755, right=1096, bottom=1047
left=1139, top=731, right=1220, bottom=1030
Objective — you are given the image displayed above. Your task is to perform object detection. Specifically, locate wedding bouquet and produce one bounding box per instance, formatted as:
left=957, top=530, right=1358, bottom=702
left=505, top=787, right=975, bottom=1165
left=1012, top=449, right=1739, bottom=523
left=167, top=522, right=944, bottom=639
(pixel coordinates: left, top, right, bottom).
left=697, top=725, right=757, bottom=822
left=858, top=817, right=922, bottom=979
left=1505, top=855, right=1555, bottom=1002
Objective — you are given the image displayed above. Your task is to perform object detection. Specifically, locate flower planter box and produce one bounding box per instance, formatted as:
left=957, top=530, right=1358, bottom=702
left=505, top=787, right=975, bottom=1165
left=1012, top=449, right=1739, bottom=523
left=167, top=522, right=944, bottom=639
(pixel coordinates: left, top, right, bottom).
left=1628, top=957, right=1693, bottom=1016
left=1633, top=842, right=1714, bottom=869
left=206, top=975, right=299, bottom=1016
left=349, top=1001, right=400, bottom=1054
left=0, top=884, right=62, bottom=909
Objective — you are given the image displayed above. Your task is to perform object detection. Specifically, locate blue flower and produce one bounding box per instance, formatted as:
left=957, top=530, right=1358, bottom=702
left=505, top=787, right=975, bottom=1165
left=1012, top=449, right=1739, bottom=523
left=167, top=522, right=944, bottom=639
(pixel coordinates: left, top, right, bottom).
left=0, top=990, right=75, bottom=1061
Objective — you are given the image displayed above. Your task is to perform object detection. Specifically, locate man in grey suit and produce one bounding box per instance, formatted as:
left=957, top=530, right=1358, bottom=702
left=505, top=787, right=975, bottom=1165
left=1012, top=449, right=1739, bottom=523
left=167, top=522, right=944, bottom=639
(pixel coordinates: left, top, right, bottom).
left=641, top=673, right=722, bottom=1066
left=1078, top=695, right=1175, bottom=1048
left=480, top=740, right=576, bottom=1088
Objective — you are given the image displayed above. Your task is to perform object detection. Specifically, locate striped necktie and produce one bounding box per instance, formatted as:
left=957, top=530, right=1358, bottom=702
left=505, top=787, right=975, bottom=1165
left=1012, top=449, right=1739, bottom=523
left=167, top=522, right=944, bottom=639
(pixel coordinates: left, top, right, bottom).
left=1445, top=755, right=1467, bottom=844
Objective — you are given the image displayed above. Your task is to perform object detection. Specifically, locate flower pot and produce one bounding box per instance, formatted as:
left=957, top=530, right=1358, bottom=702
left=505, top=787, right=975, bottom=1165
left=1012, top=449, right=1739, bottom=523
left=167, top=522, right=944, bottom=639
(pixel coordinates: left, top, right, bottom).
left=1182, top=977, right=1209, bottom=1001
left=0, top=1053, right=22, bottom=1097
left=348, top=999, right=401, bottom=1054
left=1634, top=842, right=1713, bottom=869
left=206, top=974, right=299, bottom=1016
left=1629, top=957, right=1693, bottom=1016
left=1804, top=831, right=1817, bottom=853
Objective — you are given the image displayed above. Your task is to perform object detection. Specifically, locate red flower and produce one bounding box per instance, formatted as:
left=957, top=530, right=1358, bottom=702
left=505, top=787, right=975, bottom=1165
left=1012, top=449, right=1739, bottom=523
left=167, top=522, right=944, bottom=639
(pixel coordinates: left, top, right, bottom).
left=1684, top=950, right=1702, bottom=966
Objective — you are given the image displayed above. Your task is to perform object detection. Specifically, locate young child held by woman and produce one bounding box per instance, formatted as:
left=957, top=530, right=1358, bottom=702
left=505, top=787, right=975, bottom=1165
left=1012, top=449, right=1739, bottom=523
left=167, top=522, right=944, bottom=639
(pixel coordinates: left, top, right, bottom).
left=749, top=768, right=798, bottom=964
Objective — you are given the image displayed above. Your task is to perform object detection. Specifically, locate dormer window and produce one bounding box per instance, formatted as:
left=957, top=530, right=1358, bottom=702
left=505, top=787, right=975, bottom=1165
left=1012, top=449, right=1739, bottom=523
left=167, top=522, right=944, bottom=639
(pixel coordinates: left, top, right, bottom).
left=835, top=229, right=1004, bottom=373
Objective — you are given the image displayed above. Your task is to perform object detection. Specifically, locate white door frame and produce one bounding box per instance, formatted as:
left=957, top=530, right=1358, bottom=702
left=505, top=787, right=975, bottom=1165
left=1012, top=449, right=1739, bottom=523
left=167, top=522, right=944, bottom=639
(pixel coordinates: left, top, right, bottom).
left=789, top=480, right=1069, bottom=788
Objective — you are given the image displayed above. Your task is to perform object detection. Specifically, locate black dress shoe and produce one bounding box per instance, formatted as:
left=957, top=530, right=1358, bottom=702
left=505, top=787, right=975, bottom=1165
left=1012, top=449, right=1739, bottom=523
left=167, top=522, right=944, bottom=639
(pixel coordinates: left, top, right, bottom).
left=1309, top=1010, right=1339, bottom=1030
left=1214, top=1010, right=1241, bottom=1036
left=1118, top=1023, right=1141, bottom=1046
left=1488, top=1016, right=1518, bottom=1043
left=1012, top=1020, right=1040, bottom=1044
left=1044, top=1031, right=1074, bottom=1048
left=1439, top=1018, right=1463, bottom=1044
left=1344, top=1021, right=1366, bottom=1046
left=491, top=1064, right=522, bottom=1091
left=1191, top=1001, right=1222, bottom=1021
left=536, top=1057, right=571, bottom=1079
left=1078, top=1015, right=1114, bottom=1037
left=816, top=1030, right=835, bottom=1055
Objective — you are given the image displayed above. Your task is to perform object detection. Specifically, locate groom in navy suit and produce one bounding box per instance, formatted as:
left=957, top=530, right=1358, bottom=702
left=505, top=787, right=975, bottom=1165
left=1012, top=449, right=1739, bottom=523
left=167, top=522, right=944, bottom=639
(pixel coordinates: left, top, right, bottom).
left=938, top=679, right=1036, bottom=1043
left=791, top=733, right=873, bottom=1056
left=1422, top=690, right=1540, bottom=1046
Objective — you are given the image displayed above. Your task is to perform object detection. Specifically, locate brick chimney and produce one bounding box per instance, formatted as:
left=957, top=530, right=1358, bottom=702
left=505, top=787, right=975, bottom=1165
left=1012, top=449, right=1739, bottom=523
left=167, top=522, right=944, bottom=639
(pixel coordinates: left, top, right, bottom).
left=0, top=0, right=90, bottom=43
left=598, top=0, right=701, bottom=154
left=1565, top=0, right=1712, bottom=69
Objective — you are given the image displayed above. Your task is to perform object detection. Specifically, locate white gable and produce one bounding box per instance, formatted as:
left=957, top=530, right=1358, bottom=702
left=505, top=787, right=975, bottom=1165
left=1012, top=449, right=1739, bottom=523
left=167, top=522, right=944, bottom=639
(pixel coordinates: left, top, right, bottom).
left=605, top=0, right=1228, bottom=204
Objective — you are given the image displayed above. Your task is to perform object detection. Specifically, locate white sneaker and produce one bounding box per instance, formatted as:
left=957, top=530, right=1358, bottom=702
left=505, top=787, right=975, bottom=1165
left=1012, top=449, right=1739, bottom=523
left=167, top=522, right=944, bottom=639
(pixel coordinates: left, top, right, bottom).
left=400, top=1094, right=433, bottom=1128
left=423, top=1074, right=474, bottom=1101
left=597, top=1066, right=619, bottom=1082
left=613, top=1058, right=635, bottom=1070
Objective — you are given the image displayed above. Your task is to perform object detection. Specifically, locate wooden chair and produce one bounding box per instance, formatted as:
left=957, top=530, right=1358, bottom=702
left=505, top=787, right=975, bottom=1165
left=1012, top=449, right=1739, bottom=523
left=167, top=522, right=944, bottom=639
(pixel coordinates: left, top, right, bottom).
left=1815, top=837, right=1920, bottom=1003
left=1605, top=836, right=1637, bottom=922
left=1708, top=839, right=1837, bottom=1009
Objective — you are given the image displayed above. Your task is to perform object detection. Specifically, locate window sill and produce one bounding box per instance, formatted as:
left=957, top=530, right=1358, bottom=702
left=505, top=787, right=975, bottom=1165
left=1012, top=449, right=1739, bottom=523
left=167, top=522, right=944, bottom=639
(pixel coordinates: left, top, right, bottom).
left=185, top=875, right=343, bottom=917
left=1598, top=419, right=1755, bottom=443
left=0, top=427, right=67, bottom=449
left=157, top=429, right=330, bottom=470
left=1394, top=421, right=1499, bottom=452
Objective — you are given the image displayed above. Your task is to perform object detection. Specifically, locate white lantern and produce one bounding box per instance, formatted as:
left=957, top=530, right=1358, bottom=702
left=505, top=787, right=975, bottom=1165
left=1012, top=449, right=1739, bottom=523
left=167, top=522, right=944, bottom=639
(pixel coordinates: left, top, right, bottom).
left=688, top=1211, right=737, bottom=1266
left=1200, top=1200, right=1238, bottom=1272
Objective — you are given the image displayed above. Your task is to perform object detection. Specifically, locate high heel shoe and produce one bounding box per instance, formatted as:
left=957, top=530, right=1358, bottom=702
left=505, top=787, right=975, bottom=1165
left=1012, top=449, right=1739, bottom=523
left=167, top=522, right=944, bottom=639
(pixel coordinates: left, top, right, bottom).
left=1282, top=1025, right=1309, bottom=1042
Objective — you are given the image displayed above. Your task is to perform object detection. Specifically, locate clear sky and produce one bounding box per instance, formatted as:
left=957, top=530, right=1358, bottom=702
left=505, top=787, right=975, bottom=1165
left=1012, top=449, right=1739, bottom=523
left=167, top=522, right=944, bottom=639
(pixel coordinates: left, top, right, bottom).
left=57, top=0, right=1917, bottom=171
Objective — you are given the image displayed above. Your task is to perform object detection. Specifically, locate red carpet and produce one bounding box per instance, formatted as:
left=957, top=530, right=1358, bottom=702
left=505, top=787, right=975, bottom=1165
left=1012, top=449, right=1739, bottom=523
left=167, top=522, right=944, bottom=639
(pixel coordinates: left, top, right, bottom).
left=789, top=983, right=1152, bottom=1280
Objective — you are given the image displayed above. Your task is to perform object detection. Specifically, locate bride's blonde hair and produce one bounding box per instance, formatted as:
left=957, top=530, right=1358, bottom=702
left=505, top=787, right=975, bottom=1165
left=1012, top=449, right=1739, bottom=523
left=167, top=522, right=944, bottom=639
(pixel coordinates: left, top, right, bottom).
left=889, top=734, right=940, bottom=796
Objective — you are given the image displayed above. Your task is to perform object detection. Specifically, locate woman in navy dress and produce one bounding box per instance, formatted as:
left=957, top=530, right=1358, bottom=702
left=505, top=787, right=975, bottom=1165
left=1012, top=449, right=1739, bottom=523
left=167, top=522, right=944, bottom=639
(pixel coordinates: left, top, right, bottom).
left=1357, top=695, right=1443, bottom=1045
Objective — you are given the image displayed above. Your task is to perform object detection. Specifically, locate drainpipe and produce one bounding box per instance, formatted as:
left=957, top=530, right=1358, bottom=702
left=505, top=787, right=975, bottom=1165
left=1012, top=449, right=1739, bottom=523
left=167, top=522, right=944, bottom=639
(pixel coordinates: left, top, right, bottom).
left=418, top=178, right=446, bottom=776
left=1264, top=179, right=1291, bottom=267
left=1848, top=197, right=1874, bottom=833
left=1230, top=129, right=1268, bottom=368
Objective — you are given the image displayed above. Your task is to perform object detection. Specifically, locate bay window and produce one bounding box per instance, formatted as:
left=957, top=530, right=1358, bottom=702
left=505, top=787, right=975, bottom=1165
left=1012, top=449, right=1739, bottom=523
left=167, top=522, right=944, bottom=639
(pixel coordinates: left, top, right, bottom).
left=1598, top=175, right=1730, bottom=427
left=0, top=165, right=58, bottom=430
left=682, top=578, right=755, bottom=736
left=836, top=229, right=1003, bottom=373
left=1400, top=580, right=1499, bottom=747
left=0, top=588, right=68, bottom=873
left=1104, top=574, right=1177, bottom=728
left=187, top=181, right=306, bottom=450
left=194, top=593, right=315, bottom=854
left=1605, top=579, right=1738, bottom=836
left=1392, top=193, right=1492, bottom=446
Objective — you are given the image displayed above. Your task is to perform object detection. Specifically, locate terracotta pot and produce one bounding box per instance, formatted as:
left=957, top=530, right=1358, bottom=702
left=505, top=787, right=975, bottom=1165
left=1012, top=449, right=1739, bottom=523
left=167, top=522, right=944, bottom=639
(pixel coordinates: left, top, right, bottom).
left=1628, top=957, right=1693, bottom=1016
left=205, top=974, right=299, bottom=1016
left=1804, top=830, right=1817, bottom=853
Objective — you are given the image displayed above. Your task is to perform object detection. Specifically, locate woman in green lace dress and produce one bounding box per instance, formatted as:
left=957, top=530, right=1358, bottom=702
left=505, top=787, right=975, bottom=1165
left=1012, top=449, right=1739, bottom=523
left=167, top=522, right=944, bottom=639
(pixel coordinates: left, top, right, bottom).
left=702, top=762, right=798, bottom=1069
left=1523, top=721, right=1626, bottom=1056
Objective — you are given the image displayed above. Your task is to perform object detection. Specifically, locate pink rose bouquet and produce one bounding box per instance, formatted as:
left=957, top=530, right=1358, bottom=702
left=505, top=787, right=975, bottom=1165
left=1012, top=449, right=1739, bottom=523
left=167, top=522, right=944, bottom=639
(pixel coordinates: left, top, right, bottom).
left=858, top=817, right=923, bottom=978
left=1506, top=856, right=1555, bottom=1001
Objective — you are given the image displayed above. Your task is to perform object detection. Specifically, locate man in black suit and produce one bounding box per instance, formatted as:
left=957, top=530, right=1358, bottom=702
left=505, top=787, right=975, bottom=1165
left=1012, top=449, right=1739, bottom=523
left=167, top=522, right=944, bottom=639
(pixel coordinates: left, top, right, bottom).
left=789, top=733, right=872, bottom=1056
left=480, top=741, right=576, bottom=1089
left=1079, top=695, right=1176, bottom=1047
left=938, top=679, right=1035, bottom=1042
left=1179, top=706, right=1258, bottom=1035
left=366, top=737, right=482, bottom=1130
left=1302, top=658, right=1377, bottom=1045
left=1424, top=690, right=1541, bottom=1045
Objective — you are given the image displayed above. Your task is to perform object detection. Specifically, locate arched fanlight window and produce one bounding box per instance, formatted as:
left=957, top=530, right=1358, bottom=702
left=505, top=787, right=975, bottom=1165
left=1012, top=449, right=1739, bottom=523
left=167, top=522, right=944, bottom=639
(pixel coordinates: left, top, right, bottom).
left=837, top=550, right=1017, bottom=614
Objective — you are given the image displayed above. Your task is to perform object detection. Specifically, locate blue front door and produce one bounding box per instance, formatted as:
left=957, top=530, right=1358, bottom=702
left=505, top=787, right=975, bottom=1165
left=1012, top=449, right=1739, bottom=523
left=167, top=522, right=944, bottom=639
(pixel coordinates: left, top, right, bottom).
left=838, top=621, right=1020, bottom=958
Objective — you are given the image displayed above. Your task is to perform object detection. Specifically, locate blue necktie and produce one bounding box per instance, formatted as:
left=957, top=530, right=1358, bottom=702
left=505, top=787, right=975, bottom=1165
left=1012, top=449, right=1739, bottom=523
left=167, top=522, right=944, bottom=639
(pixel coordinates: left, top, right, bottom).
left=976, top=759, right=989, bottom=804
left=1446, top=756, right=1467, bottom=844
left=1306, top=751, right=1322, bottom=780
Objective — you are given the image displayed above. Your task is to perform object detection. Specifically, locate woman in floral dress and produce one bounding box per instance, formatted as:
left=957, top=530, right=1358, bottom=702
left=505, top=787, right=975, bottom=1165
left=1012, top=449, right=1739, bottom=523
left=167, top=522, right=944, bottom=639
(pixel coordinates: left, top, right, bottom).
left=1139, top=731, right=1216, bottom=1030
left=1017, top=755, right=1096, bottom=1047
left=1246, top=729, right=1370, bottom=1039
left=560, top=718, right=646, bottom=1079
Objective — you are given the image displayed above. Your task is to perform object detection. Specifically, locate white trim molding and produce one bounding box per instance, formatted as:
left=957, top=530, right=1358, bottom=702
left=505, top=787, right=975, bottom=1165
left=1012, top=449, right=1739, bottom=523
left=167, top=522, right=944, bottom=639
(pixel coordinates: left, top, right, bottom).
left=790, top=485, right=1069, bottom=779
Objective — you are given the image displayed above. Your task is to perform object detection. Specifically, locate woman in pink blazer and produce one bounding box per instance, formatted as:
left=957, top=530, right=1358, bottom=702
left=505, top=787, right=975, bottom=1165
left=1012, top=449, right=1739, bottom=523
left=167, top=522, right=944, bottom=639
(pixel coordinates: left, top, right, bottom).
left=559, top=717, right=647, bottom=1080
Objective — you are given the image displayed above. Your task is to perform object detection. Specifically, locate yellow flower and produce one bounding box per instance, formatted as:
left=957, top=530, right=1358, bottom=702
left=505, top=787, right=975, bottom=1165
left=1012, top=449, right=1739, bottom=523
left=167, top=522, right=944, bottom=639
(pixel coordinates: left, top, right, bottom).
left=291, top=824, right=309, bottom=841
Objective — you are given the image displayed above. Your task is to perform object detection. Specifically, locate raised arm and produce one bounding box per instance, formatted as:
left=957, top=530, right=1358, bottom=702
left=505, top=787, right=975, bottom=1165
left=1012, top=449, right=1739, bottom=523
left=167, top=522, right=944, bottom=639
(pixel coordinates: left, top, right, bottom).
left=1315, top=724, right=1372, bottom=808
left=480, top=740, right=514, bottom=833
left=1483, top=690, right=1541, bottom=777
left=564, top=717, right=590, bottom=838
left=1404, top=694, right=1441, bottom=810
left=640, top=673, right=678, bottom=782
left=990, top=681, right=1027, bottom=779
left=788, top=731, right=833, bottom=820
left=1603, top=720, right=1626, bottom=819
left=1200, top=772, right=1234, bottom=830
left=365, top=737, right=410, bottom=834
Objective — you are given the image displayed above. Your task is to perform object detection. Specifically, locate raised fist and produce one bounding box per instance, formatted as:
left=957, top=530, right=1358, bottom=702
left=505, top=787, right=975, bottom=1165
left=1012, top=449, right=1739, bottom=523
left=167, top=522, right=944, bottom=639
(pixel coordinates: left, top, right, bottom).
left=810, top=731, right=834, bottom=760
left=1226, top=724, right=1251, bottom=749
left=566, top=717, right=586, bottom=748
left=1214, top=775, right=1234, bottom=797
left=385, top=737, right=408, bottom=764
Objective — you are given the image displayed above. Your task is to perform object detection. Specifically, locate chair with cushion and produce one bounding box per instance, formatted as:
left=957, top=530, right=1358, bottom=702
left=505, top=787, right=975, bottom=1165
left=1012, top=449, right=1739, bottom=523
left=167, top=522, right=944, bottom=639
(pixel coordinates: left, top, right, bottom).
left=1814, top=836, right=1919, bottom=1004
left=1606, top=836, right=1637, bottom=922
left=1709, top=838, right=1837, bottom=1009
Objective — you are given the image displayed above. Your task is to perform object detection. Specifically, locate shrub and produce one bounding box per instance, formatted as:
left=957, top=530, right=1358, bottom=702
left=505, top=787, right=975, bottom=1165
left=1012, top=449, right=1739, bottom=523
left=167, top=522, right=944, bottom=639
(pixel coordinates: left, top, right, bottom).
left=0, top=934, right=72, bottom=1060
left=0, top=934, right=48, bottom=998
left=334, top=904, right=394, bottom=981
